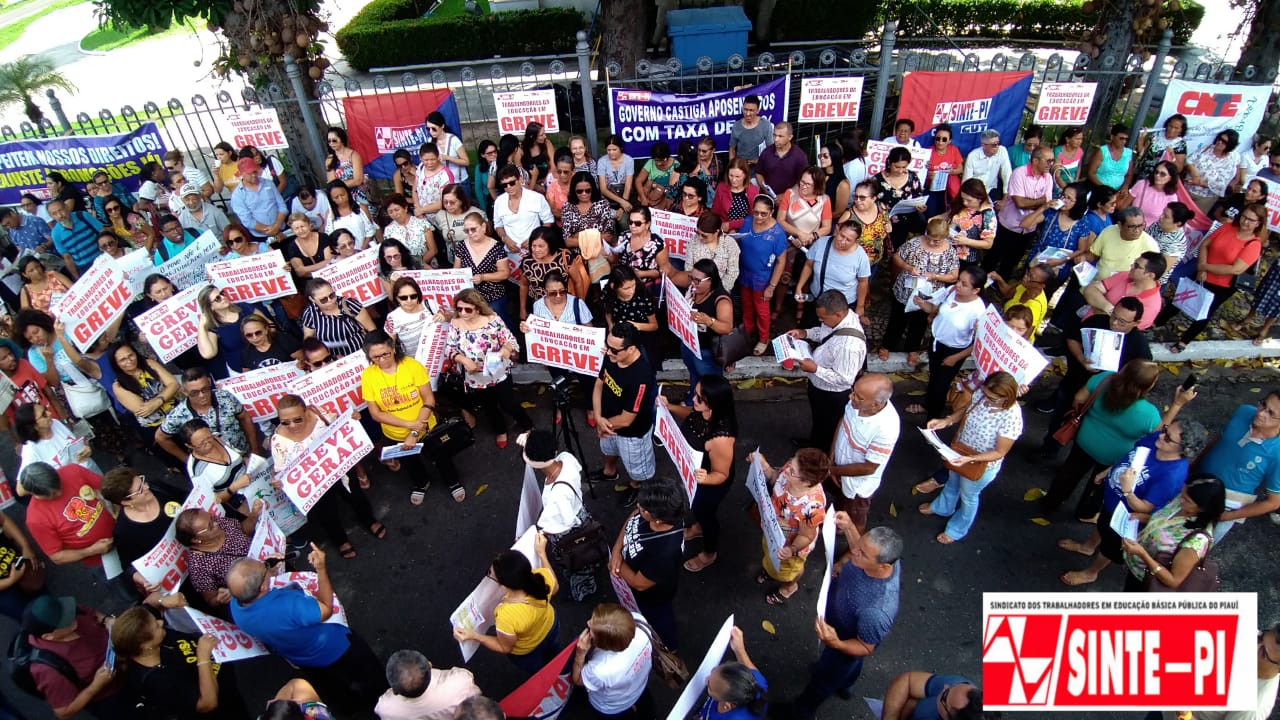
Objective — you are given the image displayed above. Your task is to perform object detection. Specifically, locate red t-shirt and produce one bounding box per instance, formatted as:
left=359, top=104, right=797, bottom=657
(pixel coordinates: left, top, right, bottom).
left=4, top=359, right=61, bottom=425
left=1083, top=271, right=1163, bottom=330
left=1203, top=223, right=1262, bottom=288
left=25, top=465, right=113, bottom=565
left=29, top=606, right=112, bottom=710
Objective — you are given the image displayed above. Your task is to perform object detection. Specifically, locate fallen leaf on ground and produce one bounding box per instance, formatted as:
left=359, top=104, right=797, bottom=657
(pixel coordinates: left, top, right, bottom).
left=761, top=620, right=777, bottom=635
left=520, top=402, right=537, bottom=409
left=906, top=390, right=925, bottom=396
left=1024, top=488, right=1046, bottom=501
left=1030, top=517, right=1050, bottom=526
left=474, top=484, right=489, bottom=496
left=889, top=502, right=897, bottom=517
left=1251, top=387, right=1262, bottom=393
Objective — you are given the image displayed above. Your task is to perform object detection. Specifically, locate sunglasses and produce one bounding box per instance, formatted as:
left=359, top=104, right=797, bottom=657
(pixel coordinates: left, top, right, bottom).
left=935, top=136, right=950, bottom=142
left=501, top=180, right=519, bottom=188
left=395, top=161, right=409, bottom=169
left=575, top=187, right=593, bottom=194
left=211, top=293, right=225, bottom=302
left=629, top=220, right=645, bottom=227
left=229, top=236, right=246, bottom=244
left=279, top=416, right=306, bottom=426
left=604, top=344, right=628, bottom=355
left=314, top=293, right=336, bottom=303
left=397, top=293, right=420, bottom=301
left=456, top=306, right=476, bottom=314
left=690, top=275, right=709, bottom=284
left=105, top=205, right=122, bottom=212
left=307, top=355, right=335, bottom=367
left=463, top=226, right=481, bottom=234
left=244, top=329, right=265, bottom=339
left=545, top=289, right=566, bottom=297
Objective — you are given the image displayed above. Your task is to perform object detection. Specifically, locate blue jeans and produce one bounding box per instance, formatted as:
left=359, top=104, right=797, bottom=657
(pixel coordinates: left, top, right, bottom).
left=795, top=647, right=864, bottom=718
left=930, top=465, right=1000, bottom=540
left=679, top=346, right=721, bottom=405
left=508, top=616, right=562, bottom=676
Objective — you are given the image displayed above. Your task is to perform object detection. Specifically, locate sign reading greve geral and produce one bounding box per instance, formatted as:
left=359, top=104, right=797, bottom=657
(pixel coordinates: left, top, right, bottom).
left=155, top=231, right=222, bottom=290
left=393, top=268, right=473, bottom=311
left=0, top=123, right=165, bottom=205
left=136, top=284, right=202, bottom=363
left=494, top=90, right=560, bottom=135
left=1157, top=79, right=1271, bottom=156
left=649, top=209, right=698, bottom=262
left=609, top=77, right=789, bottom=158
left=276, top=410, right=373, bottom=514
left=292, top=352, right=367, bottom=416
left=523, top=315, right=605, bottom=378
left=797, top=77, right=865, bottom=123
left=1034, top=82, right=1097, bottom=125
left=217, top=363, right=305, bottom=421
left=983, top=592, right=1257, bottom=711
left=973, top=305, right=1049, bottom=386
left=207, top=250, right=296, bottom=302
left=49, top=259, right=132, bottom=352
left=314, top=246, right=384, bottom=307
left=653, top=398, right=703, bottom=506
left=663, top=275, right=700, bottom=356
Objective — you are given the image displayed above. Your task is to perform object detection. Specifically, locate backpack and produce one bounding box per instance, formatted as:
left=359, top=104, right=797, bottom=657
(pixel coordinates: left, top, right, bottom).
left=8, top=632, right=80, bottom=697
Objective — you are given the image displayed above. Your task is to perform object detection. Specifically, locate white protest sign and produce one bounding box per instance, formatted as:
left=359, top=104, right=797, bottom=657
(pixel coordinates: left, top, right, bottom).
left=182, top=481, right=225, bottom=518
left=292, top=352, right=369, bottom=416
left=515, top=465, right=543, bottom=540
left=1157, top=79, right=1271, bottom=155
left=744, top=450, right=785, bottom=576
left=663, top=274, right=700, bottom=356
left=524, top=315, right=605, bottom=378
left=864, top=140, right=930, bottom=183
left=451, top=527, right=541, bottom=661
left=183, top=607, right=271, bottom=662
left=136, top=284, right=202, bottom=363
left=214, top=107, right=288, bottom=150
left=798, top=77, right=864, bottom=123
left=650, top=208, right=699, bottom=262
left=816, top=509, right=837, bottom=620
left=0, top=470, right=15, bottom=510
left=972, top=305, right=1049, bottom=386
left=207, top=250, right=296, bottom=302
left=610, top=572, right=640, bottom=614
left=114, top=248, right=153, bottom=297
left=155, top=231, right=221, bottom=290
left=242, top=456, right=307, bottom=536
left=49, top=260, right=131, bottom=352
left=314, top=246, right=384, bottom=306
left=414, top=321, right=452, bottom=391
left=1245, top=175, right=1280, bottom=233
left=1173, top=276, right=1214, bottom=321
left=217, top=363, right=305, bottom=422
left=1081, top=327, right=1124, bottom=373
left=1033, top=82, right=1097, bottom=125
left=494, top=89, right=560, bottom=134
left=268, top=571, right=349, bottom=626
left=665, top=615, right=735, bottom=720
left=393, top=268, right=473, bottom=311
left=131, top=524, right=187, bottom=594
left=653, top=398, right=702, bottom=506
left=276, top=411, right=373, bottom=514
left=248, top=514, right=289, bottom=562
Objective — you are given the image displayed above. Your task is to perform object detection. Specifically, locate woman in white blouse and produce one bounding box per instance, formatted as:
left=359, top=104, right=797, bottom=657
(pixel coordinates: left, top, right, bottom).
left=916, top=265, right=987, bottom=419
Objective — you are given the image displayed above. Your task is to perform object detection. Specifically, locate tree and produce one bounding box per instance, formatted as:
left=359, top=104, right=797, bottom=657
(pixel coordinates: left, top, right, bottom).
left=1075, top=0, right=1180, bottom=137
left=1233, top=0, right=1280, bottom=83
left=600, top=0, right=646, bottom=78
left=93, top=0, right=331, bottom=184
left=0, top=57, right=77, bottom=126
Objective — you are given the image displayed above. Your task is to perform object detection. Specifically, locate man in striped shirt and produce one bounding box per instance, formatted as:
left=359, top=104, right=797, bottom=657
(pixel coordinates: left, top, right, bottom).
left=830, top=374, right=900, bottom=535
left=784, top=290, right=867, bottom=450
left=47, top=198, right=102, bottom=279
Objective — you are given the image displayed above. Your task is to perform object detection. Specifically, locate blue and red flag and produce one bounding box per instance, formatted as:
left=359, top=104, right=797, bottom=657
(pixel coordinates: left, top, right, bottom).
left=341, top=88, right=462, bottom=180
left=898, top=71, right=1033, bottom=154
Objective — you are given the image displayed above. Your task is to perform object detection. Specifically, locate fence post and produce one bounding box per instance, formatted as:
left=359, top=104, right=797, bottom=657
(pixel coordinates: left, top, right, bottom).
left=576, top=30, right=598, bottom=156
left=870, top=21, right=897, bottom=139
left=46, top=90, right=70, bottom=133
left=283, top=54, right=327, bottom=174
left=1128, top=29, right=1173, bottom=149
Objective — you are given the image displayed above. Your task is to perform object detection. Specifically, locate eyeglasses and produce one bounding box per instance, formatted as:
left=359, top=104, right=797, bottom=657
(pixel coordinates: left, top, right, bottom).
left=501, top=180, right=519, bottom=188
left=938, top=687, right=954, bottom=720
left=279, top=415, right=306, bottom=426
left=456, top=306, right=476, bottom=314
left=244, top=329, right=265, bottom=339
left=98, top=242, right=116, bottom=251
left=187, top=385, right=213, bottom=395
left=982, top=142, right=1000, bottom=148
left=124, top=477, right=149, bottom=500
left=1122, top=223, right=1145, bottom=230
left=1240, top=215, right=1262, bottom=224
left=752, top=210, right=772, bottom=217
left=682, top=192, right=698, bottom=199
left=629, top=220, right=644, bottom=227
left=818, top=152, right=831, bottom=158
left=690, top=275, right=709, bottom=284
left=384, top=253, right=402, bottom=261
left=369, top=351, right=393, bottom=361
left=541, top=290, right=565, bottom=300
left=397, top=293, right=420, bottom=301
left=854, top=194, right=873, bottom=201
left=194, top=520, right=218, bottom=536
left=1110, top=313, right=1136, bottom=326
left=307, top=355, right=334, bottom=367
left=575, top=187, right=594, bottom=194
left=463, top=226, right=481, bottom=234
left=314, top=293, right=336, bottom=303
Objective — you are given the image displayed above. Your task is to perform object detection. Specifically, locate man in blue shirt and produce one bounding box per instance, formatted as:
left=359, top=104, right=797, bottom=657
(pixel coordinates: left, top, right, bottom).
left=85, top=170, right=136, bottom=223
left=228, top=545, right=387, bottom=714
left=229, top=157, right=286, bottom=243
left=0, top=207, right=51, bottom=255
left=1198, top=392, right=1280, bottom=538
left=882, top=671, right=984, bottom=720
left=47, top=198, right=102, bottom=279
left=153, top=214, right=201, bottom=264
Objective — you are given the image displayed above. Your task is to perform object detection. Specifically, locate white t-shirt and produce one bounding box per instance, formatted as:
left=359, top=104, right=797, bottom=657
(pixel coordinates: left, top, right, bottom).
left=437, top=132, right=468, bottom=184
left=494, top=190, right=554, bottom=249
left=538, top=453, right=584, bottom=535
left=833, top=402, right=901, bottom=499
left=326, top=210, right=377, bottom=247
left=930, top=289, right=985, bottom=349
left=291, top=194, right=332, bottom=230
left=384, top=306, right=440, bottom=358
left=182, top=166, right=212, bottom=190
left=882, top=135, right=922, bottom=150
left=580, top=613, right=653, bottom=714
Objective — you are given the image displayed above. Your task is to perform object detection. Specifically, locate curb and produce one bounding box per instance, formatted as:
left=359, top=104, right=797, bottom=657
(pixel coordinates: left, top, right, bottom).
left=510, top=338, right=1280, bottom=385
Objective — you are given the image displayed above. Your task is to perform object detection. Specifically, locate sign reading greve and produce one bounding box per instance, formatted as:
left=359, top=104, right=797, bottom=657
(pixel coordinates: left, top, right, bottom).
left=393, top=268, right=473, bottom=311
left=155, top=231, right=222, bottom=290
left=653, top=398, right=703, bottom=506
left=213, top=108, right=288, bottom=151
left=863, top=140, right=931, bottom=183
left=983, top=592, right=1257, bottom=711
left=292, top=352, right=368, bottom=416
left=744, top=449, right=785, bottom=576
left=609, top=77, right=789, bottom=158
left=1157, top=79, right=1271, bottom=156
left=798, top=77, right=865, bottom=123
left=0, top=123, right=165, bottom=205
left=276, top=410, right=373, bottom=514
left=207, top=250, right=296, bottom=302
left=50, top=259, right=132, bottom=352
left=132, top=524, right=187, bottom=594
left=136, top=284, right=203, bottom=363
left=973, top=305, right=1049, bottom=386
left=314, top=246, right=384, bottom=306
left=1034, top=82, right=1097, bottom=125
left=663, top=275, right=700, bottom=356
left=494, top=90, right=560, bottom=134
left=650, top=209, right=698, bottom=261
left=523, top=315, right=605, bottom=377
left=217, top=363, right=305, bottom=422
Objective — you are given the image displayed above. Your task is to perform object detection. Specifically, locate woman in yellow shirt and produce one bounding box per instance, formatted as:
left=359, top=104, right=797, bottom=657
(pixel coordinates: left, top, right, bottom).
left=453, top=533, right=560, bottom=675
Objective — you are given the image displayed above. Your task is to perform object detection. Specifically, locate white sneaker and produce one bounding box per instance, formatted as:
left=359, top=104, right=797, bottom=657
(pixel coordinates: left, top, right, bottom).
left=1269, top=512, right=1280, bottom=526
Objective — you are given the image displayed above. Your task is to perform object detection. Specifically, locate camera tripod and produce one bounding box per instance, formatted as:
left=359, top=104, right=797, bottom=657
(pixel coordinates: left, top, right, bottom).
left=552, top=379, right=597, bottom=498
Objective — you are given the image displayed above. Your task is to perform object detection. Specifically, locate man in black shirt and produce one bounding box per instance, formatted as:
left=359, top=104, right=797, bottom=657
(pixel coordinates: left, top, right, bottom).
left=1035, top=296, right=1152, bottom=458
left=592, top=322, right=657, bottom=508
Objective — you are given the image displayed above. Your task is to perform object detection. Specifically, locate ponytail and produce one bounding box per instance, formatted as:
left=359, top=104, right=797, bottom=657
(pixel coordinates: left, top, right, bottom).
left=490, top=550, right=550, bottom=600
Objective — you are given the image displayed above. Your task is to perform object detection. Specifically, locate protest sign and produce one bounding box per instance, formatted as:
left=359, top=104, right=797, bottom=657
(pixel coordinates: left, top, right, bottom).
left=181, top=481, right=224, bottom=517
left=650, top=208, right=699, bottom=261
left=663, top=274, right=700, bottom=355
left=217, top=363, right=305, bottom=422
left=1245, top=175, right=1280, bottom=233
left=0, top=123, right=165, bottom=205
left=0, top=470, right=15, bottom=510
left=155, top=231, right=221, bottom=290
left=1173, top=277, right=1214, bottom=321
left=212, top=108, right=288, bottom=150
left=315, top=246, right=385, bottom=306
left=515, top=466, right=543, bottom=540
left=135, top=284, right=202, bottom=363
left=608, top=77, right=788, bottom=158
left=1157, top=79, right=1271, bottom=155
left=1034, top=82, right=1097, bottom=125
left=500, top=642, right=576, bottom=720
left=207, top=250, right=296, bottom=302
left=817, top=509, right=837, bottom=620
left=267, top=571, right=350, bottom=626
left=49, top=260, right=131, bottom=352
left=610, top=572, right=640, bottom=614
left=524, top=315, right=605, bottom=378
left=393, top=268, right=473, bottom=311
left=247, top=514, right=289, bottom=562
left=666, top=615, right=735, bottom=720
left=864, top=140, right=931, bottom=182
left=114, top=248, right=153, bottom=297
left=494, top=89, right=560, bottom=134
left=293, top=352, right=369, bottom=416
left=451, top=527, right=540, bottom=661
left=653, top=398, right=703, bottom=506
left=744, top=450, right=785, bottom=576
left=276, top=411, right=373, bottom=514
left=132, top=524, right=187, bottom=594
left=242, top=455, right=307, bottom=536
left=414, top=321, right=451, bottom=390
left=972, top=305, right=1050, bottom=386
left=798, top=77, right=864, bottom=122
left=182, top=607, right=270, bottom=662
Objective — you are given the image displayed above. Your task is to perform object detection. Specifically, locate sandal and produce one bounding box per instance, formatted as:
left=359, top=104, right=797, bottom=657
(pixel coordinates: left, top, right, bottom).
left=918, top=502, right=935, bottom=516
left=385, top=459, right=402, bottom=473
left=586, top=412, right=597, bottom=428
left=1168, top=341, right=1187, bottom=354
left=1060, top=570, right=1097, bottom=587
left=369, top=522, right=387, bottom=539
left=450, top=484, right=466, bottom=503
left=1056, top=538, right=1094, bottom=557
left=755, top=569, right=770, bottom=585
left=683, top=554, right=717, bottom=572
left=906, top=351, right=920, bottom=366
left=914, top=478, right=942, bottom=494
left=904, top=403, right=926, bottom=415
left=752, top=342, right=768, bottom=356
left=356, top=466, right=371, bottom=490
left=338, top=543, right=357, bottom=559
left=409, top=490, right=426, bottom=506
left=765, top=588, right=794, bottom=606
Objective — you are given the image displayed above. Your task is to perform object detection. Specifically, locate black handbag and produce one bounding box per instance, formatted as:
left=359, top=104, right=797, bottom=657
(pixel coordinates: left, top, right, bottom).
left=421, top=416, right=474, bottom=457
left=711, top=324, right=755, bottom=367
left=551, top=519, right=610, bottom=572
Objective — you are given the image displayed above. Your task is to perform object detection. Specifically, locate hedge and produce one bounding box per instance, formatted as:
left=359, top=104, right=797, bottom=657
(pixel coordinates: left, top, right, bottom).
left=881, top=0, right=1204, bottom=46
left=336, top=0, right=584, bottom=71
left=767, top=0, right=886, bottom=42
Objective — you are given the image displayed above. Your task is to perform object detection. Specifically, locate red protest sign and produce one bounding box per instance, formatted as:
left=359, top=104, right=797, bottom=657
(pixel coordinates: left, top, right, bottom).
left=523, top=315, right=605, bottom=377
left=217, top=363, right=306, bottom=421
left=292, top=352, right=368, bottom=416
left=314, top=246, right=385, bottom=306
left=663, top=275, right=700, bottom=356
left=277, top=412, right=373, bottom=514
left=394, top=268, right=474, bottom=311
left=208, top=250, right=296, bottom=302
left=136, top=285, right=203, bottom=363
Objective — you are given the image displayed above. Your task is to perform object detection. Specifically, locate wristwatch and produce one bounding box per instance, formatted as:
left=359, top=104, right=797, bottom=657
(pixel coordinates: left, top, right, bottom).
left=409, top=430, right=420, bottom=437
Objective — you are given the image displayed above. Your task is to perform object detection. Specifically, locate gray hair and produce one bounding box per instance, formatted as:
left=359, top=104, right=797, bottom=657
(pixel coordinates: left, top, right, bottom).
left=814, top=289, right=849, bottom=314
left=19, top=462, right=61, bottom=498
left=1173, top=418, right=1209, bottom=459
left=981, top=129, right=1001, bottom=142
left=455, top=696, right=505, bottom=720
left=866, top=526, right=904, bottom=565
left=1115, top=206, right=1144, bottom=225
left=386, top=650, right=431, bottom=698
left=227, top=558, right=267, bottom=604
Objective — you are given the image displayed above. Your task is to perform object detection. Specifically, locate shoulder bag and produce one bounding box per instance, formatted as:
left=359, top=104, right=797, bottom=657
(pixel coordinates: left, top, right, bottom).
left=633, top=618, right=690, bottom=688
left=542, top=481, right=609, bottom=572
left=946, top=406, right=991, bottom=481
left=709, top=295, right=754, bottom=367
left=1052, top=376, right=1110, bottom=446
left=1143, top=530, right=1219, bottom=593
left=421, top=415, right=474, bottom=457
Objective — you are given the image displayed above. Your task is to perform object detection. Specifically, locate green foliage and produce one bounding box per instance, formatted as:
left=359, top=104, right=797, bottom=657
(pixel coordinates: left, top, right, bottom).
left=0, top=56, right=78, bottom=123
left=769, top=0, right=885, bottom=41
left=93, top=0, right=319, bottom=30
left=336, top=0, right=583, bottom=70
left=881, top=0, right=1204, bottom=45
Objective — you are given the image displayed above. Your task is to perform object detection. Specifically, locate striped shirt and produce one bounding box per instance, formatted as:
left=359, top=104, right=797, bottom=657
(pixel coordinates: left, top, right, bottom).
left=50, top=211, right=103, bottom=269
left=833, top=402, right=901, bottom=498
left=301, top=296, right=367, bottom=357
left=802, top=311, right=866, bottom=392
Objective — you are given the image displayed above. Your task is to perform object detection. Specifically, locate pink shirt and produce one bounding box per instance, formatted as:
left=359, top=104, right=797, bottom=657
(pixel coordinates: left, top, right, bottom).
left=1082, top=271, right=1163, bottom=330
left=997, top=165, right=1054, bottom=233
left=375, top=666, right=482, bottom=720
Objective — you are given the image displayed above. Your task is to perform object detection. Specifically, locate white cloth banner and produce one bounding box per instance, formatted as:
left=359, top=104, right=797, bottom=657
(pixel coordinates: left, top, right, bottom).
left=515, top=465, right=543, bottom=540
left=610, top=572, right=640, bottom=614
left=816, top=509, right=837, bottom=620
left=864, top=140, right=931, bottom=183
left=214, top=108, right=289, bottom=150
left=1157, top=80, right=1271, bottom=156
left=115, top=248, right=154, bottom=297
left=414, top=321, right=452, bottom=391
left=247, top=514, right=289, bottom=562
left=292, top=352, right=369, bottom=415
left=242, top=456, right=307, bottom=536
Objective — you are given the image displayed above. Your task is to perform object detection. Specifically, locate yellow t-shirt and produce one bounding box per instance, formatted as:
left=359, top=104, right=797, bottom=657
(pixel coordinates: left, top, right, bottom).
left=360, top=358, right=433, bottom=442
left=1091, top=226, right=1159, bottom=280
left=1006, top=285, right=1048, bottom=342
left=494, top=567, right=557, bottom=655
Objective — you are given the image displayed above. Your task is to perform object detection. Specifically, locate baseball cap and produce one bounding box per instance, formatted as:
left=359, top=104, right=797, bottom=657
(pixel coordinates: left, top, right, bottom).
left=23, top=595, right=75, bottom=635
left=236, top=157, right=258, bottom=175
left=179, top=183, right=200, bottom=198
left=137, top=180, right=159, bottom=201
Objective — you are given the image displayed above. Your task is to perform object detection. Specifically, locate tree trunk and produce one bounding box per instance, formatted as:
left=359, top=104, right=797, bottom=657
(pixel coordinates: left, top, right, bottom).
left=258, top=60, right=325, bottom=189
left=1235, top=0, right=1280, bottom=81
left=22, top=96, right=43, bottom=125
left=601, top=0, right=647, bottom=77
left=1085, top=0, right=1138, bottom=141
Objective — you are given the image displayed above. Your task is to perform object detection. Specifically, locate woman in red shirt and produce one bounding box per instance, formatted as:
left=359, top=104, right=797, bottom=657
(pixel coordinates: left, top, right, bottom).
left=926, top=123, right=964, bottom=217
left=1170, top=203, right=1267, bottom=353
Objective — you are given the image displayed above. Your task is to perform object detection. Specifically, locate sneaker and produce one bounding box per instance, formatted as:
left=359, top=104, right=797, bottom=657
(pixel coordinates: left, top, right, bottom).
left=619, top=487, right=638, bottom=508
left=1270, top=511, right=1280, bottom=526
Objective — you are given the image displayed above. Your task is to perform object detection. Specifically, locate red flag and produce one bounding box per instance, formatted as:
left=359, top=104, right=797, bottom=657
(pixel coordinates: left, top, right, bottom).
left=499, top=642, right=576, bottom=720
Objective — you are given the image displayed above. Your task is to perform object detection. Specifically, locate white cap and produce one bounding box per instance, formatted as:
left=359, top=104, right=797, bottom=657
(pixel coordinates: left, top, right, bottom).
left=138, top=180, right=159, bottom=201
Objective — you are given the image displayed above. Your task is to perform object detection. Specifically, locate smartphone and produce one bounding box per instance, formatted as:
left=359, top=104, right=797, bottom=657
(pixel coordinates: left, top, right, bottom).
left=265, top=550, right=300, bottom=569
left=1181, top=373, right=1198, bottom=391
left=12, top=556, right=25, bottom=572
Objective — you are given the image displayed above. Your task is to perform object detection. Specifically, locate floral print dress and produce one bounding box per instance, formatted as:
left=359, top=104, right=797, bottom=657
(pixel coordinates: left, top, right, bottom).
left=445, top=316, right=517, bottom=389
left=949, top=207, right=996, bottom=265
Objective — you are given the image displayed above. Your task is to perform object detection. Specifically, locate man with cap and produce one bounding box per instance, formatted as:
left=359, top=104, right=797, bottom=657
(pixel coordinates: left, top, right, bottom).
left=22, top=595, right=128, bottom=719
left=229, top=156, right=287, bottom=245
left=19, top=462, right=115, bottom=567
left=176, top=183, right=229, bottom=237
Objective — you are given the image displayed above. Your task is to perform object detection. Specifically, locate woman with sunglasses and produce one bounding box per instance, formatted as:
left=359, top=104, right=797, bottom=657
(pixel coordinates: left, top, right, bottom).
left=519, top=227, right=574, bottom=322
left=390, top=148, right=419, bottom=211
left=382, top=193, right=437, bottom=267
left=445, top=289, right=534, bottom=449
left=674, top=177, right=709, bottom=221
left=100, top=193, right=154, bottom=249
left=301, top=278, right=377, bottom=358
left=837, top=180, right=891, bottom=276
left=453, top=211, right=512, bottom=323
left=92, top=231, right=130, bottom=266
left=545, top=154, right=574, bottom=221
left=196, top=285, right=268, bottom=380
left=925, top=124, right=964, bottom=216
left=107, top=341, right=178, bottom=440
left=284, top=213, right=333, bottom=281
left=220, top=221, right=265, bottom=258
left=325, top=180, right=378, bottom=249
left=615, top=207, right=671, bottom=291
left=377, top=237, right=420, bottom=300
left=426, top=111, right=469, bottom=185
left=272, top=394, right=385, bottom=560
left=385, top=276, right=443, bottom=358
left=325, top=126, right=369, bottom=214
left=433, top=183, right=481, bottom=265
left=239, top=315, right=301, bottom=371
left=1124, top=160, right=1181, bottom=227
left=520, top=271, right=595, bottom=426
left=561, top=171, right=615, bottom=249
left=220, top=222, right=297, bottom=334
left=15, top=255, right=72, bottom=315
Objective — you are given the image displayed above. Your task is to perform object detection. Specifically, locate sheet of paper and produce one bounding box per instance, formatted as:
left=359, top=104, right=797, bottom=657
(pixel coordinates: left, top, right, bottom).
left=865, top=697, right=885, bottom=718
left=1034, top=247, right=1073, bottom=265
left=1073, top=261, right=1097, bottom=286
left=1109, top=501, right=1139, bottom=541
left=889, top=196, right=928, bottom=217
left=100, top=549, right=123, bottom=579
left=919, top=427, right=962, bottom=463
left=380, top=443, right=424, bottom=460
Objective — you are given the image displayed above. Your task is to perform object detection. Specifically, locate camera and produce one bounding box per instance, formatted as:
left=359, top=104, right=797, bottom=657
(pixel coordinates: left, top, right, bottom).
left=549, top=375, right=574, bottom=406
